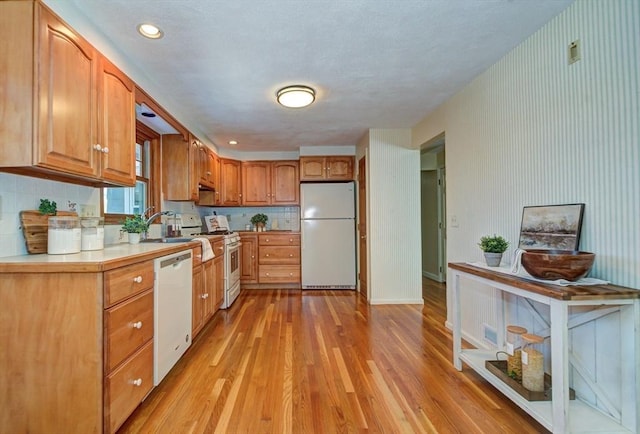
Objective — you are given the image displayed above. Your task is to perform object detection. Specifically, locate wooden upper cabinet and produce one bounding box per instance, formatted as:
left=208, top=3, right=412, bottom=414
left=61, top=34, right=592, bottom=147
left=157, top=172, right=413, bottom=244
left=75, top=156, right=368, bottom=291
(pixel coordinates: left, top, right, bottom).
left=162, top=134, right=199, bottom=201
left=300, top=156, right=354, bottom=181
left=220, top=158, right=242, bottom=206
left=271, top=161, right=299, bottom=205
left=242, top=160, right=299, bottom=206
left=242, top=161, right=271, bottom=205
left=98, top=57, right=136, bottom=185
left=0, top=2, right=136, bottom=186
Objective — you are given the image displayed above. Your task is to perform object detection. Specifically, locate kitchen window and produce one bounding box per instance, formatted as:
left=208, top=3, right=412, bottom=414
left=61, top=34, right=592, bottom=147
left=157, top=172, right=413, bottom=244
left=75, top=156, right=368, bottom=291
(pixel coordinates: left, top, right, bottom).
left=102, top=121, right=160, bottom=224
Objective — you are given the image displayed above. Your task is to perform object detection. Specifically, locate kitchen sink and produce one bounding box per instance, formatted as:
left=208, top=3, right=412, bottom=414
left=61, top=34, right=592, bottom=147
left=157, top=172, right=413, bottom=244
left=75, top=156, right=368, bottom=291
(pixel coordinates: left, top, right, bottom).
left=141, top=237, right=194, bottom=243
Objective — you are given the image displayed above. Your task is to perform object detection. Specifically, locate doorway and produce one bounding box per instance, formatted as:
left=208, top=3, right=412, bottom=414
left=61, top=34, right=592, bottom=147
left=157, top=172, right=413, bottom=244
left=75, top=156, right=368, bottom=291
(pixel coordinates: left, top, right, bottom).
left=357, top=155, right=367, bottom=299
left=420, top=136, right=446, bottom=283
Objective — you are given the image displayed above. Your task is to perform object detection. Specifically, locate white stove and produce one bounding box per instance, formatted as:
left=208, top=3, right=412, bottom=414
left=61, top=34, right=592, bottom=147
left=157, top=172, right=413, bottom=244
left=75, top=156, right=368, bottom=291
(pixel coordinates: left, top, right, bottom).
left=176, top=213, right=241, bottom=309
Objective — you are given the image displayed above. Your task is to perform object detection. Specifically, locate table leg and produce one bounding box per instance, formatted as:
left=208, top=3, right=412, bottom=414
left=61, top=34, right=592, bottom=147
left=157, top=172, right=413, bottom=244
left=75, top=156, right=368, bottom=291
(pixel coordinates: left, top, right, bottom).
left=452, top=272, right=462, bottom=371
left=550, top=300, right=569, bottom=433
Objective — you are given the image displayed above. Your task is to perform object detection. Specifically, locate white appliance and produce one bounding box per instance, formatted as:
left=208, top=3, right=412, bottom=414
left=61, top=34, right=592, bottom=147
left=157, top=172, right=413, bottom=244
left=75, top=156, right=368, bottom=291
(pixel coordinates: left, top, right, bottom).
left=301, top=182, right=356, bottom=289
left=203, top=214, right=241, bottom=309
left=180, top=213, right=242, bottom=309
left=154, top=250, right=192, bottom=385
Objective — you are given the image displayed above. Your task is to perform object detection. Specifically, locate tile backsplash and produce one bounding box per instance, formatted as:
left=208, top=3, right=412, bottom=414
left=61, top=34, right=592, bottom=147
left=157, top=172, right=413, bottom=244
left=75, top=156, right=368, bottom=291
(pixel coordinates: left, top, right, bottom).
left=0, top=173, right=100, bottom=258
left=0, top=172, right=302, bottom=258
left=198, top=206, right=301, bottom=232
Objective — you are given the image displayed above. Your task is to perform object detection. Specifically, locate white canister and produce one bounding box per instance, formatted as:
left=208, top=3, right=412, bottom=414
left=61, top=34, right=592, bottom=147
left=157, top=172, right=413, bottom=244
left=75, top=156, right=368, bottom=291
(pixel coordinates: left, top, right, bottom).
left=81, top=217, right=104, bottom=251
left=48, top=216, right=81, bottom=254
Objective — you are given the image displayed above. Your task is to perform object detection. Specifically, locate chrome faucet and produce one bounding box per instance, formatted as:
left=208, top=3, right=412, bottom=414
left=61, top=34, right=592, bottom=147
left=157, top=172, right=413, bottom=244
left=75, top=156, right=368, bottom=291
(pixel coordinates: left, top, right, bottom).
left=145, top=210, right=175, bottom=226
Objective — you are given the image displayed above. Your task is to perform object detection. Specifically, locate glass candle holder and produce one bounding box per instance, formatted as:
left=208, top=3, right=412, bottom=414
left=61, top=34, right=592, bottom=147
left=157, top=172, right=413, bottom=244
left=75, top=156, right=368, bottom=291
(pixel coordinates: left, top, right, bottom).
left=521, top=333, right=545, bottom=392
left=506, top=325, right=527, bottom=381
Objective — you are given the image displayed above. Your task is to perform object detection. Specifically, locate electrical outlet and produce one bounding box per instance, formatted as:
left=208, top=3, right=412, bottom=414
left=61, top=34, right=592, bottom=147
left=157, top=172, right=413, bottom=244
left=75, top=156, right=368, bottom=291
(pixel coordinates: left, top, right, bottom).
left=80, top=204, right=96, bottom=217
left=483, top=323, right=498, bottom=347
left=450, top=215, right=459, bottom=228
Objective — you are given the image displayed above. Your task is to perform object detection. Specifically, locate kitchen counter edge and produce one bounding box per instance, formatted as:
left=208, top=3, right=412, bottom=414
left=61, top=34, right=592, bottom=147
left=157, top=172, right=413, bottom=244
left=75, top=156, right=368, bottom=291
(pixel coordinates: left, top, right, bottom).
left=0, top=241, right=201, bottom=273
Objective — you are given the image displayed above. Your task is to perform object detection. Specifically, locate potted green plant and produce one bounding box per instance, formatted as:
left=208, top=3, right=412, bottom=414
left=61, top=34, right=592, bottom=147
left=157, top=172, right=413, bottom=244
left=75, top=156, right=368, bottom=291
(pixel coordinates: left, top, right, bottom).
left=250, top=213, right=268, bottom=231
left=121, top=214, right=149, bottom=244
left=478, top=234, right=509, bottom=266
left=38, top=199, right=57, bottom=215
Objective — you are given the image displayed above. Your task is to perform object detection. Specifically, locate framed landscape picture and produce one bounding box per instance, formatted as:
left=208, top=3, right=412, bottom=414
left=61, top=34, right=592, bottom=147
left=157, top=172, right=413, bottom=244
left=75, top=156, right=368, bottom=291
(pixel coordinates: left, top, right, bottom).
left=518, top=203, right=585, bottom=251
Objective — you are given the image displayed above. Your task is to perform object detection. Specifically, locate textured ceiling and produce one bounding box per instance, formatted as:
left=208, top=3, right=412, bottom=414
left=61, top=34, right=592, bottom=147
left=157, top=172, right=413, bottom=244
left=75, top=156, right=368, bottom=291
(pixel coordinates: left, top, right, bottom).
left=65, top=0, right=573, bottom=152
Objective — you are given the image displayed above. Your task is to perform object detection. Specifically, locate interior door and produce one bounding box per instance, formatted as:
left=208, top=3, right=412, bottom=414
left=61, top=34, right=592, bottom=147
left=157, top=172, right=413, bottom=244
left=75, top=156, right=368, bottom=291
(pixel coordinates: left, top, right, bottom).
left=358, top=156, right=367, bottom=299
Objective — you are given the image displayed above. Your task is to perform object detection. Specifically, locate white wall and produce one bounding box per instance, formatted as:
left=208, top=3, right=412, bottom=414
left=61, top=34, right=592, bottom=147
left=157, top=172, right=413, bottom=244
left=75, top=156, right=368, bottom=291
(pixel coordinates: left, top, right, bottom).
left=412, top=0, right=639, bottom=425
left=0, top=173, right=100, bottom=257
left=367, top=129, right=422, bottom=304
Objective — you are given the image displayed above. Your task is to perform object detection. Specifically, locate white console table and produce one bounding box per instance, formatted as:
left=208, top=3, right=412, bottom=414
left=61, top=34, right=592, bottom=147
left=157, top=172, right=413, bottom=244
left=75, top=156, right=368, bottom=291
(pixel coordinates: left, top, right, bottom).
left=449, top=262, right=639, bottom=434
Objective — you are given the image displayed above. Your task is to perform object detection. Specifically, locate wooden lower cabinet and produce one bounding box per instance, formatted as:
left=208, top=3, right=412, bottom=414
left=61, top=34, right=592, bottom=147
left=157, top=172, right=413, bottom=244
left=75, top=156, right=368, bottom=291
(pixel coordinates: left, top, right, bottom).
left=103, top=260, right=155, bottom=433
left=193, top=245, right=217, bottom=339
left=104, top=341, right=153, bottom=434
left=257, top=233, right=300, bottom=284
left=240, top=233, right=258, bottom=284
left=0, top=257, right=157, bottom=434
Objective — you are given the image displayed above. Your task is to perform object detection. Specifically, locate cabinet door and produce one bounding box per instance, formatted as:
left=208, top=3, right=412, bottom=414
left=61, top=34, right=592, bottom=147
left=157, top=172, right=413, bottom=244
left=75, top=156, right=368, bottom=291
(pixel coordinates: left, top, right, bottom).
left=240, top=235, right=258, bottom=283
left=299, top=157, right=326, bottom=181
left=162, top=134, right=199, bottom=201
left=242, top=161, right=271, bottom=206
left=271, top=161, right=299, bottom=205
left=220, top=158, right=242, bottom=205
left=37, top=5, right=99, bottom=178
left=206, top=149, right=219, bottom=190
left=202, top=260, right=215, bottom=319
left=192, top=264, right=204, bottom=337
left=326, top=156, right=354, bottom=180
left=214, top=255, right=225, bottom=309
left=98, top=57, right=135, bottom=186
left=196, top=141, right=209, bottom=187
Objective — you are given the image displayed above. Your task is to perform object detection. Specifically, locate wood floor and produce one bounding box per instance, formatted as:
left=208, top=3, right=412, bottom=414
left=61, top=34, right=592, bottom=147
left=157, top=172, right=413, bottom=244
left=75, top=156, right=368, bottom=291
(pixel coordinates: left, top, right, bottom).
left=118, top=280, right=549, bottom=433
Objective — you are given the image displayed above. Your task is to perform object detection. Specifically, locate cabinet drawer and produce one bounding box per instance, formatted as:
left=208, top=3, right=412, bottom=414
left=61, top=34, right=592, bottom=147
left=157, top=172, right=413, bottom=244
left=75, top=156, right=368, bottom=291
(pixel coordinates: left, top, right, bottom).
left=259, top=233, right=300, bottom=246
left=104, top=260, right=154, bottom=307
left=105, top=340, right=153, bottom=434
left=259, top=265, right=300, bottom=283
left=259, top=246, right=300, bottom=265
left=105, top=290, right=154, bottom=372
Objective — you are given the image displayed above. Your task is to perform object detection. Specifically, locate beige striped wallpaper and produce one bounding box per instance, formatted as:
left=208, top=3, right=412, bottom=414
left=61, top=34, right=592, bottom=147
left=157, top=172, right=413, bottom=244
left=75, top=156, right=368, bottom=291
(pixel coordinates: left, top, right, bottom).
left=416, top=0, right=639, bottom=290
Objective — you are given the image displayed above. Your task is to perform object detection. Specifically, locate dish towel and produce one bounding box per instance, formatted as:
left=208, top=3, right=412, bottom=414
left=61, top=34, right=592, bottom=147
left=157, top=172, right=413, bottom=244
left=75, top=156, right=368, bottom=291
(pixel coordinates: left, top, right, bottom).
left=193, top=237, right=214, bottom=262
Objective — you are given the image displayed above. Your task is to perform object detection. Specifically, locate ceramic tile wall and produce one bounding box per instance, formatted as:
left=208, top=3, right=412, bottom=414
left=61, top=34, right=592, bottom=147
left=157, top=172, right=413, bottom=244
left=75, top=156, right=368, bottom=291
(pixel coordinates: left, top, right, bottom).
left=199, top=206, right=301, bottom=232
left=0, top=173, right=100, bottom=257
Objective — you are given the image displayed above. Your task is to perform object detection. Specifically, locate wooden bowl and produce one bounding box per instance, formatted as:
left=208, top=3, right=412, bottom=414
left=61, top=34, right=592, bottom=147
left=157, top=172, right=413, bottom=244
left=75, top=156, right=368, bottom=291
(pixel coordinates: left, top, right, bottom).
left=521, top=250, right=595, bottom=281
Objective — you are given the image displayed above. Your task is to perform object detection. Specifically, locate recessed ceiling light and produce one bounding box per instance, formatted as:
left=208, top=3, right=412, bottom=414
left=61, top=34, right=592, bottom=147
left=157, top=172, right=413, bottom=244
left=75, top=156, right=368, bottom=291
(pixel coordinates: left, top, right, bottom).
left=228, top=140, right=238, bottom=145
left=276, top=85, right=316, bottom=108
left=137, top=23, right=164, bottom=39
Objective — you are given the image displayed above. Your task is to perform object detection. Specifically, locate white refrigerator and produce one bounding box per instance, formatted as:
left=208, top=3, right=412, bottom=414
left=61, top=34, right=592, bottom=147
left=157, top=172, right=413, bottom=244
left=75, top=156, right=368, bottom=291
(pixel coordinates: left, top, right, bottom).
left=300, top=182, right=356, bottom=289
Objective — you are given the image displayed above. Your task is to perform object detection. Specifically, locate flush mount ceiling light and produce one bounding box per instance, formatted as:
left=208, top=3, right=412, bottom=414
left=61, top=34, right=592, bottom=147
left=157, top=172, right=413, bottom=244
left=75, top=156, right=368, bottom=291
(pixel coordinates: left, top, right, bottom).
left=228, top=140, right=238, bottom=146
left=137, top=23, right=164, bottom=39
left=276, top=85, right=316, bottom=108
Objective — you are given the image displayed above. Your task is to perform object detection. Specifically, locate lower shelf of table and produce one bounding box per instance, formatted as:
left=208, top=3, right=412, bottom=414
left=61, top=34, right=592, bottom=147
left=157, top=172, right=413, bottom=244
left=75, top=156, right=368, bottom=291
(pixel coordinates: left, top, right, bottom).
left=459, top=349, right=632, bottom=433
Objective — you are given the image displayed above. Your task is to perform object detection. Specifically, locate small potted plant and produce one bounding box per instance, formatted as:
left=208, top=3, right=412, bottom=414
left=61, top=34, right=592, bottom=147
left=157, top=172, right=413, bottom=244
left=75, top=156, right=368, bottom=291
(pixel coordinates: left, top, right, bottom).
left=478, top=234, right=509, bottom=267
left=250, top=213, right=268, bottom=232
left=122, top=214, right=149, bottom=244
left=38, top=199, right=57, bottom=216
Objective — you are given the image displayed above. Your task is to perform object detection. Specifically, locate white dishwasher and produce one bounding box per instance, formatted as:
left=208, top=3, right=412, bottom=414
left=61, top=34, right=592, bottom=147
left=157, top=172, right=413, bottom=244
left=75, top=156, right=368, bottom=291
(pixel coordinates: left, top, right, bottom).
left=154, top=249, right=192, bottom=385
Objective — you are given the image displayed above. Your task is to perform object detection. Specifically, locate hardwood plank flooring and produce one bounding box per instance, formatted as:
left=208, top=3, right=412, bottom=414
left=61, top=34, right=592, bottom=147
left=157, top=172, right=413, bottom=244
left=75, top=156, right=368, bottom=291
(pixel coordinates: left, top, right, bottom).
left=118, top=280, right=549, bottom=433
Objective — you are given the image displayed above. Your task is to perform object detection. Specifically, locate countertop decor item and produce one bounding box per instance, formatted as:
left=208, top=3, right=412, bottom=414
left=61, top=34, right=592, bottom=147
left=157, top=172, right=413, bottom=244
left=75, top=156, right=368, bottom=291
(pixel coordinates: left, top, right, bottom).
left=19, top=210, right=78, bottom=254
left=38, top=198, right=57, bottom=215
left=518, top=203, right=585, bottom=250
left=122, top=214, right=149, bottom=244
left=250, top=213, right=268, bottom=231
left=521, top=249, right=595, bottom=281
left=478, top=234, right=509, bottom=266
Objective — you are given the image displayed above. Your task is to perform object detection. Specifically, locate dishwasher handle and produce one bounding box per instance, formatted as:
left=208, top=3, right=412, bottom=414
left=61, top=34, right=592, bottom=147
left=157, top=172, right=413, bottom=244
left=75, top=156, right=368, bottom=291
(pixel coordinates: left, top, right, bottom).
left=160, top=252, right=192, bottom=268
